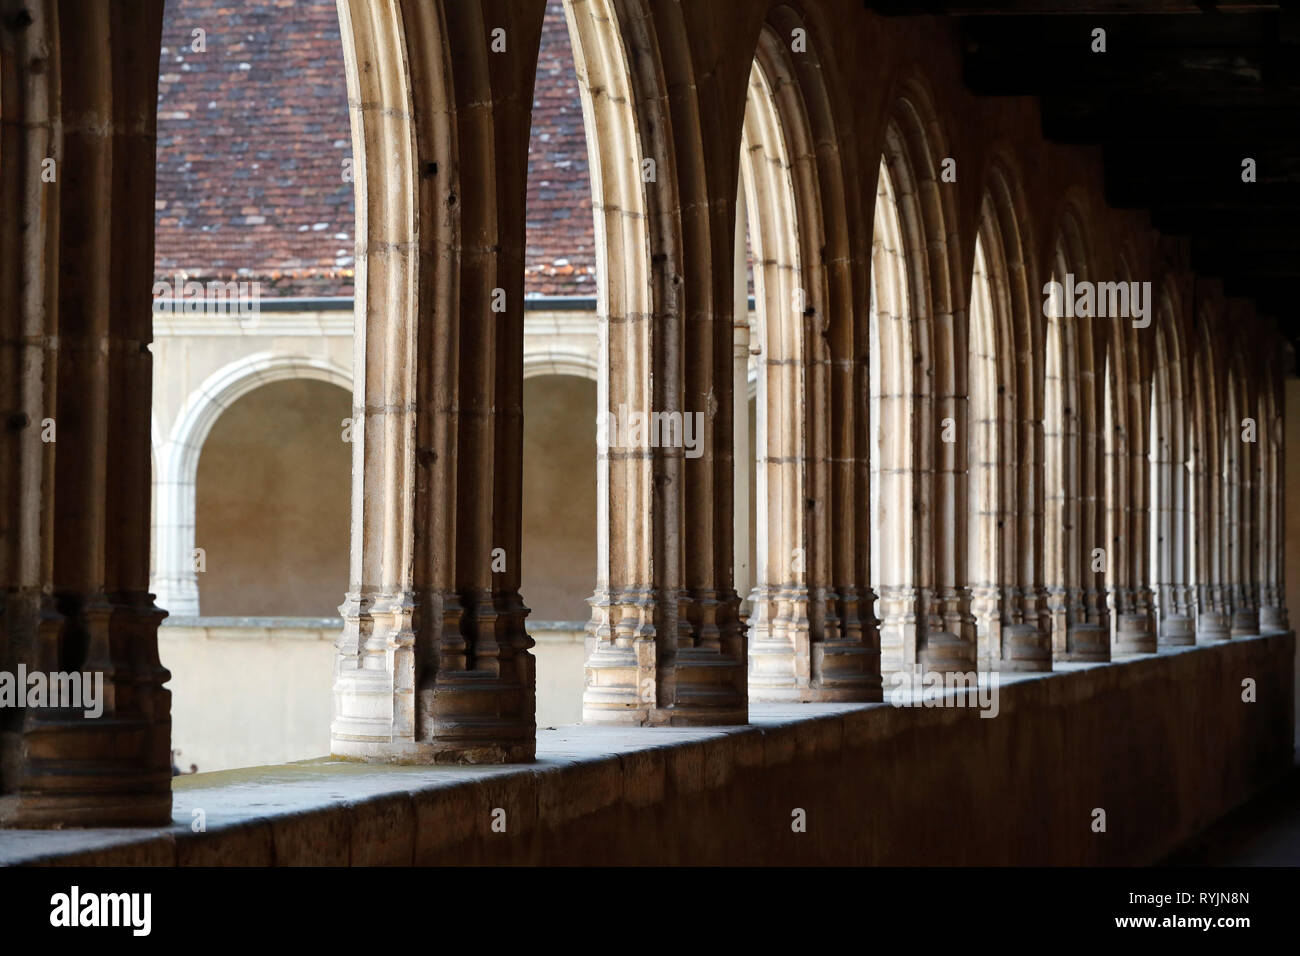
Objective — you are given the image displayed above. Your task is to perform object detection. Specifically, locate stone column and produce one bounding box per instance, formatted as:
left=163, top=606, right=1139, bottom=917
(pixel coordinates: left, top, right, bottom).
left=1006, top=225, right=1051, bottom=672
left=1194, top=336, right=1231, bottom=641
left=1107, top=327, right=1156, bottom=655
left=1, top=0, right=172, bottom=827
left=571, top=0, right=747, bottom=726
left=929, top=289, right=979, bottom=675
left=331, top=0, right=545, bottom=763
left=1151, top=329, right=1195, bottom=646
left=1258, top=371, right=1288, bottom=631
left=1074, top=316, right=1111, bottom=661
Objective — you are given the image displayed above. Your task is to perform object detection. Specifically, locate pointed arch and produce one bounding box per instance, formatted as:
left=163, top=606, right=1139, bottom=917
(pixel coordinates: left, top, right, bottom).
left=741, top=15, right=878, bottom=701
left=969, top=157, right=1049, bottom=671
left=874, top=75, right=972, bottom=676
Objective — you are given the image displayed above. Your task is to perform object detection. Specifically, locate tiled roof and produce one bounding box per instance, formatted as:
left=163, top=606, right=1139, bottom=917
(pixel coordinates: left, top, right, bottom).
left=525, top=1, right=597, bottom=298
left=153, top=0, right=596, bottom=300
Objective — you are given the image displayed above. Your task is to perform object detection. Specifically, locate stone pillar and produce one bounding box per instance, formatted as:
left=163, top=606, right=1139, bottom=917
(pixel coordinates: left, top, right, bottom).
left=1107, top=330, right=1156, bottom=655
left=1193, top=333, right=1230, bottom=641
left=1073, top=317, right=1111, bottom=660
left=331, top=0, right=544, bottom=763
left=1, top=0, right=172, bottom=827
left=1258, top=375, right=1288, bottom=631
left=930, top=292, right=978, bottom=675
left=572, top=0, right=747, bottom=725
left=1151, top=336, right=1195, bottom=646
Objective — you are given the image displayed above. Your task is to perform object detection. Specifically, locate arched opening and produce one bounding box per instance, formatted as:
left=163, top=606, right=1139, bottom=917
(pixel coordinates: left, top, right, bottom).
left=1044, top=292, right=1072, bottom=654
left=740, top=36, right=808, bottom=698
left=151, top=0, right=356, bottom=773
left=970, top=233, right=1001, bottom=658
left=166, top=377, right=349, bottom=773
left=968, top=168, right=1048, bottom=672
left=870, top=156, right=918, bottom=675
left=875, top=83, right=973, bottom=677
left=195, top=379, right=351, bottom=616
left=518, top=1, right=601, bottom=726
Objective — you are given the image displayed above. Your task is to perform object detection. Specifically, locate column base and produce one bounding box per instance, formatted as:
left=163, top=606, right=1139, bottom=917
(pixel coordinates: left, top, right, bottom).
left=2, top=715, right=174, bottom=828
left=331, top=589, right=536, bottom=765
left=1231, top=608, right=1260, bottom=638
left=997, top=623, right=1052, bottom=672
left=1197, top=610, right=1231, bottom=641
left=1114, top=612, right=1156, bottom=655
left=1260, top=605, right=1288, bottom=631
left=1158, top=613, right=1195, bottom=647
left=1061, top=623, right=1110, bottom=663
left=918, top=630, right=976, bottom=674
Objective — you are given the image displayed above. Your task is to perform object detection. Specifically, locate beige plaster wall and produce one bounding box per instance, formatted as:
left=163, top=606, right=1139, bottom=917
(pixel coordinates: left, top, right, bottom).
left=522, top=374, right=596, bottom=622
left=162, top=622, right=336, bottom=773
left=195, top=379, right=351, bottom=616
left=162, top=625, right=587, bottom=772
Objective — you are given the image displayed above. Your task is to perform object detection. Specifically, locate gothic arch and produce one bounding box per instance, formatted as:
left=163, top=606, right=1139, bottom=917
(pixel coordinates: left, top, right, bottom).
left=874, top=73, right=973, bottom=676
left=522, top=346, right=599, bottom=382
left=152, top=353, right=351, bottom=617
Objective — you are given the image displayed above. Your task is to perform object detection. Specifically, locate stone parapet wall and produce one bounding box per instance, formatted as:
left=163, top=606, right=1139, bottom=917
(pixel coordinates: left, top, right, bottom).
left=4, top=632, right=1291, bottom=866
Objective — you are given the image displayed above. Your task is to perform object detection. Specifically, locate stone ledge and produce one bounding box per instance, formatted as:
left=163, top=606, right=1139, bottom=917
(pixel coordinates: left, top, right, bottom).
left=161, top=616, right=340, bottom=632
left=1, top=632, right=1293, bottom=865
